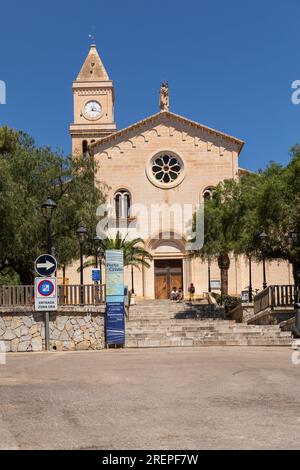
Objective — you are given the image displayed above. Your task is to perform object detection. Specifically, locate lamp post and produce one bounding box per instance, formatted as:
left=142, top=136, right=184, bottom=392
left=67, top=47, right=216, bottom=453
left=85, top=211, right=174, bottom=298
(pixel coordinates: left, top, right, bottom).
left=41, top=196, right=57, bottom=352
left=93, top=235, right=102, bottom=272
left=41, top=196, right=57, bottom=255
left=289, top=230, right=300, bottom=337
left=131, top=264, right=135, bottom=295
left=290, top=230, right=300, bottom=292
left=76, top=224, right=88, bottom=304
left=208, top=258, right=212, bottom=293
left=259, top=232, right=268, bottom=290
left=92, top=235, right=103, bottom=303
left=248, top=255, right=253, bottom=303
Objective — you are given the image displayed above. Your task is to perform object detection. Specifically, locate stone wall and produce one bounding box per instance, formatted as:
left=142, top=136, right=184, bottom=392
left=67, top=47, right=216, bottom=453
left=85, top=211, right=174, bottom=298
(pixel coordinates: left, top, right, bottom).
left=280, top=316, right=295, bottom=332
left=247, top=308, right=295, bottom=326
left=229, top=303, right=254, bottom=323
left=0, top=306, right=105, bottom=352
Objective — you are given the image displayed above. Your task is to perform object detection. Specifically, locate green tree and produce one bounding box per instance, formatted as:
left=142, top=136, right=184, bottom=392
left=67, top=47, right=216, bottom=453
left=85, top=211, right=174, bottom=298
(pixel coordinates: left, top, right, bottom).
left=0, top=126, right=103, bottom=284
left=245, top=148, right=300, bottom=286
left=198, top=179, right=243, bottom=296
left=79, top=231, right=153, bottom=271
left=192, top=147, right=300, bottom=295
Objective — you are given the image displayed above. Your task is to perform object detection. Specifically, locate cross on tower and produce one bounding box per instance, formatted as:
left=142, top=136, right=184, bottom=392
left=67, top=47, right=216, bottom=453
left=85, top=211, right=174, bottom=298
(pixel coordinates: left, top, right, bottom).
left=89, top=31, right=96, bottom=45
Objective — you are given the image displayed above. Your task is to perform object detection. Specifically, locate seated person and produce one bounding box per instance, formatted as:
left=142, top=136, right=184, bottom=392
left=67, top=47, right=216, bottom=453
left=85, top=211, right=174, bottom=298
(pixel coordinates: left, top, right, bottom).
left=176, top=288, right=184, bottom=302
left=171, top=287, right=178, bottom=301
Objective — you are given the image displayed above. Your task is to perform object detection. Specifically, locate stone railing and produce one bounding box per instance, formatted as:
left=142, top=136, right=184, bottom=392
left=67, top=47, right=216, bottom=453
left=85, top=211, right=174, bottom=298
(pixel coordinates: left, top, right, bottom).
left=254, top=285, right=296, bottom=315
left=0, top=284, right=106, bottom=307
left=254, top=287, right=272, bottom=315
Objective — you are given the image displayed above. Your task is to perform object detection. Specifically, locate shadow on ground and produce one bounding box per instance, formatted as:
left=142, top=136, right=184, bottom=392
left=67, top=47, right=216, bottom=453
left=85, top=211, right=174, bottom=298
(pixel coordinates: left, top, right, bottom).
left=174, top=302, right=225, bottom=319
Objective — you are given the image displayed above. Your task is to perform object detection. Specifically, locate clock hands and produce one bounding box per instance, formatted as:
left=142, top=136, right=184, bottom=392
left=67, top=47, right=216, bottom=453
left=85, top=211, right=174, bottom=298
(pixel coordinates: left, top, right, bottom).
left=85, top=101, right=101, bottom=116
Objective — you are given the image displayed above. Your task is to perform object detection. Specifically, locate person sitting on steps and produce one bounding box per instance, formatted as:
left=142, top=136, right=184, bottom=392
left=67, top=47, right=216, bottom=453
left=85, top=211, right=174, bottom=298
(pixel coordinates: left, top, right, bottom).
left=176, top=288, right=184, bottom=303
left=171, top=286, right=178, bottom=301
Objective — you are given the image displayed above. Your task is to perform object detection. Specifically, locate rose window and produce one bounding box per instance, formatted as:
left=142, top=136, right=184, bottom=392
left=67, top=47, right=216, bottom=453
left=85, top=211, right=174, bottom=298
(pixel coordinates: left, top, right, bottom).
left=151, top=154, right=182, bottom=184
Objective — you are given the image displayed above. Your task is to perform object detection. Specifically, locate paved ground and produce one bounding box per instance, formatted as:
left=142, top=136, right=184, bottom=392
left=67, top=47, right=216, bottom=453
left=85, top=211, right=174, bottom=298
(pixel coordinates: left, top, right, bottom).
left=0, top=347, right=299, bottom=450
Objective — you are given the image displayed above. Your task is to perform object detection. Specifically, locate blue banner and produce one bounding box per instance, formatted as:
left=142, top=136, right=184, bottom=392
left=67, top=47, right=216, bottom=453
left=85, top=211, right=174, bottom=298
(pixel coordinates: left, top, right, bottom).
left=105, top=250, right=125, bottom=346
left=106, top=302, right=125, bottom=345
left=105, top=250, right=124, bottom=297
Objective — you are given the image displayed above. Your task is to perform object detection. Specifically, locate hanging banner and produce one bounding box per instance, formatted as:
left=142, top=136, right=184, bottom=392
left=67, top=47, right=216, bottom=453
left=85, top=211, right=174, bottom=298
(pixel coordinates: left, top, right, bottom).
left=105, top=250, right=125, bottom=346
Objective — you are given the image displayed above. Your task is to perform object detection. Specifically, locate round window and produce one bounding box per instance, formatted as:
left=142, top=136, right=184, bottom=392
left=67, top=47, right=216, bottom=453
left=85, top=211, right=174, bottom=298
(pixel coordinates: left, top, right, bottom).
left=146, top=152, right=185, bottom=189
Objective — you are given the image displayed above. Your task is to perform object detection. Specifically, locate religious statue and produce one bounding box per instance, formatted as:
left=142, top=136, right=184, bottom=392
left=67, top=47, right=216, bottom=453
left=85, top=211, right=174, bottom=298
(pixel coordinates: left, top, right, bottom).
left=159, top=81, right=169, bottom=111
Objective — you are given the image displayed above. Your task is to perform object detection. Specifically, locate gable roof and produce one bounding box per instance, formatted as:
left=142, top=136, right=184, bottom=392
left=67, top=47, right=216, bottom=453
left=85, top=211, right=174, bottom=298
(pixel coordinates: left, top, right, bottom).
left=90, top=110, right=245, bottom=154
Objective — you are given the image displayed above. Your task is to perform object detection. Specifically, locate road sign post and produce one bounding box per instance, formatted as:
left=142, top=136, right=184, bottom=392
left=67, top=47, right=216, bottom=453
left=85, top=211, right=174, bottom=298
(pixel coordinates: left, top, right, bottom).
left=34, top=277, right=58, bottom=351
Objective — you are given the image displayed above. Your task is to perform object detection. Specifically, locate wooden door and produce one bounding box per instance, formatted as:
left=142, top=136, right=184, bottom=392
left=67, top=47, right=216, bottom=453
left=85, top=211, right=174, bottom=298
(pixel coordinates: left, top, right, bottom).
left=154, top=260, right=183, bottom=299
left=155, top=274, right=168, bottom=300
left=169, top=274, right=182, bottom=292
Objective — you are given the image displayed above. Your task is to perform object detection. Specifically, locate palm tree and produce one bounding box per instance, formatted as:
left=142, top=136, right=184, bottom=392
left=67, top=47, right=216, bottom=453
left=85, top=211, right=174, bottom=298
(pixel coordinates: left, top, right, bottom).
left=78, top=232, right=152, bottom=291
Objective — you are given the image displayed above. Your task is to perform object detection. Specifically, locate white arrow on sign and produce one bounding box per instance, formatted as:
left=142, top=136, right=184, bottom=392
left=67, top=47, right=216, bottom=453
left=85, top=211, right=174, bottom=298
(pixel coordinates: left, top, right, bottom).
left=37, top=260, right=55, bottom=271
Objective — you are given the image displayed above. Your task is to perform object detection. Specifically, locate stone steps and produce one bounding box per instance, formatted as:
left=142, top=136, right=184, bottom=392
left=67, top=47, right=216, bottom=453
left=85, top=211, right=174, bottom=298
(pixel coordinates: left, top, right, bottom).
left=126, top=337, right=291, bottom=348
left=125, top=300, right=292, bottom=348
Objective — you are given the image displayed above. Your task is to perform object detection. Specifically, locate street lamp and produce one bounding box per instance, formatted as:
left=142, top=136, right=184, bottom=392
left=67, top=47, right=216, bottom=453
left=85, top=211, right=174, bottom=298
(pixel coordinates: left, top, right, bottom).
left=76, top=224, right=88, bottom=304
left=92, top=235, right=103, bottom=303
left=93, top=235, right=102, bottom=271
left=290, top=229, right=300, bottom=337
left=259, top=231, right=268, bottom=290
left=289, top=229, right=300, bottom=301
left=41, top=196, right=57, bottom=352
left=248, top=255, right=253, bottom=303
left=41, top=196, right=57, bottom=255
left=208, top=258, right=212, bottom=293
left=131, top=264, right=135, bottom=295
left=290, top=230, right=298, bottom=245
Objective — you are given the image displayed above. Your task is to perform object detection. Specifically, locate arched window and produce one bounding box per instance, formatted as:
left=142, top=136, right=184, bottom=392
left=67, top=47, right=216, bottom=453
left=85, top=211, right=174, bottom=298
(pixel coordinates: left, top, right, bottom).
left=203, top=187, right=215, bottom=202
left=82, top=140, right=88, bottom=155
left=114, top=190, right=131, bottom=226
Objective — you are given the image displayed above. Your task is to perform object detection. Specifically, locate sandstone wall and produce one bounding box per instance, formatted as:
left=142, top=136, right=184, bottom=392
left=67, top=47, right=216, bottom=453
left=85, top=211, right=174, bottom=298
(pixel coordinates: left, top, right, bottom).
left=229, top=304, right=254, bottom=323
left=0, top=306, right=105, bottom=352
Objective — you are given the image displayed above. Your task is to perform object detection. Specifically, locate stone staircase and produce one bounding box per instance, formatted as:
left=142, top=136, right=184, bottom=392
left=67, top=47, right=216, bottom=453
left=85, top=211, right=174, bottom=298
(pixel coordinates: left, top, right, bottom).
left=126, top=300, right=292, bottom=348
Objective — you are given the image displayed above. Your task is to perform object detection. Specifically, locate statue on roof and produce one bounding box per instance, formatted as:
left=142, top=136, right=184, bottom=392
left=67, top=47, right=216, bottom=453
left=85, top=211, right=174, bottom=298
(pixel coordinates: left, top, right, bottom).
left=159, top=81, right=169, bottom=112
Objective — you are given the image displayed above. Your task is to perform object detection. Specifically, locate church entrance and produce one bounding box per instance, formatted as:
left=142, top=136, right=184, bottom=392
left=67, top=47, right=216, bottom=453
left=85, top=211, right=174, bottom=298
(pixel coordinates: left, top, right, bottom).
left=154, top=259, right=183, bottom=300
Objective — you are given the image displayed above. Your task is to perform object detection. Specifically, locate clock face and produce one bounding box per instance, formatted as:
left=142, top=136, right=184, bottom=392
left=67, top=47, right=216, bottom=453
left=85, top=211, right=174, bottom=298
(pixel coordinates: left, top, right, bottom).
left=84, top=101, right=102, bottom=119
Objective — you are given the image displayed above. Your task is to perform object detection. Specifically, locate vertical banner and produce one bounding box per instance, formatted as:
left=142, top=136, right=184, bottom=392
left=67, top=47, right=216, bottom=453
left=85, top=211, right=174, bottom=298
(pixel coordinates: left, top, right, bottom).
left=105, top=250, right=125, bottom=346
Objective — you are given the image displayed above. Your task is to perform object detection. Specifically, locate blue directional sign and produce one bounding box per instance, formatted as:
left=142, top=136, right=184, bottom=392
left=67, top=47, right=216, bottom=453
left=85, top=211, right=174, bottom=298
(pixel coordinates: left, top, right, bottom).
left=35, top=254, right=57, bottom=277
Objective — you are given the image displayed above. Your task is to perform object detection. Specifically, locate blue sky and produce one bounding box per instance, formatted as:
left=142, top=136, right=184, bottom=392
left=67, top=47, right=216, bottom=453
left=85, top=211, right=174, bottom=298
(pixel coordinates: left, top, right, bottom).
left=0, top=0, right=299, bottom=171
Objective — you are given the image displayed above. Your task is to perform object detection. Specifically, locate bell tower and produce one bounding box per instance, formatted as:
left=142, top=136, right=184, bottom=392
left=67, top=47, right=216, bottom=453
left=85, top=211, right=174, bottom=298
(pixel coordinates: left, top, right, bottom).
left=69, top=43, right=117, bottom=155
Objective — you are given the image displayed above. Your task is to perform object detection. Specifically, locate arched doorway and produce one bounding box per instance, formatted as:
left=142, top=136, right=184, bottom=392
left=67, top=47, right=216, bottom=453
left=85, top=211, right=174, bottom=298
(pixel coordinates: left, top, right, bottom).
left=150, top=238, right=185, bottom=300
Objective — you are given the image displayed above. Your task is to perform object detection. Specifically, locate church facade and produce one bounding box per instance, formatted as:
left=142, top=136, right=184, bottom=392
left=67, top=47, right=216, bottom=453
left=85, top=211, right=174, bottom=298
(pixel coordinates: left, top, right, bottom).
left=66, top=43, right=292, bottom=299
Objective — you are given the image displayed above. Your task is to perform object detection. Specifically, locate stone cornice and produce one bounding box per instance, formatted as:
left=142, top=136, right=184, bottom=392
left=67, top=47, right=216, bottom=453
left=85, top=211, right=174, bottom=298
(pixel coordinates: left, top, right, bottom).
left=90, top=111, right=245, bottom=155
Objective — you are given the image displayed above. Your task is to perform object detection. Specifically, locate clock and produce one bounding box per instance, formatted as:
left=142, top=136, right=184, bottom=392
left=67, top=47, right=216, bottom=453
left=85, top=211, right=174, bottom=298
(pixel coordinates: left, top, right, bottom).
left=84, top=100, right=102, bottom=119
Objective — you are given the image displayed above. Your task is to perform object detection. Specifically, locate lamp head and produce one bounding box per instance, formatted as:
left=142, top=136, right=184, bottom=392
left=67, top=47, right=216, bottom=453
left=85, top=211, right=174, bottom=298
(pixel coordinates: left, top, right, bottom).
left=76, top=224, right=88, bottom=244
left=41, top=196, right=57, bottom=222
